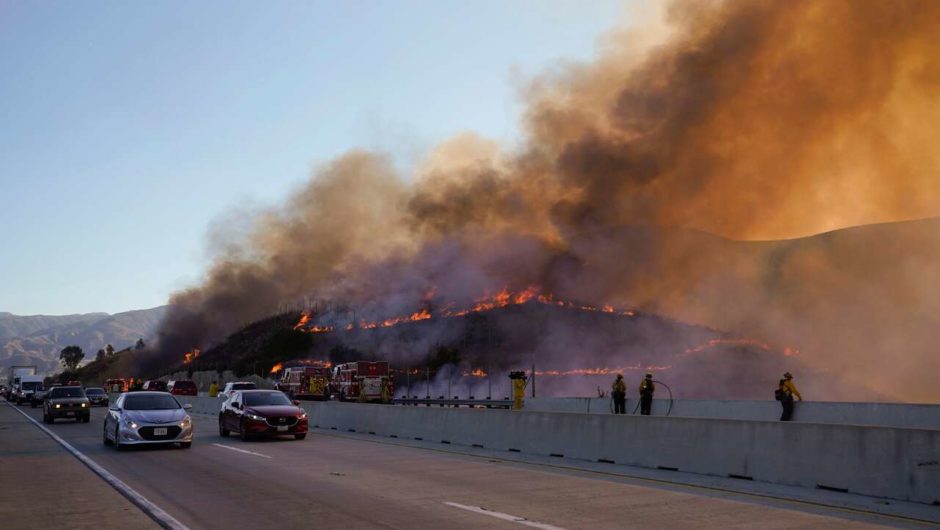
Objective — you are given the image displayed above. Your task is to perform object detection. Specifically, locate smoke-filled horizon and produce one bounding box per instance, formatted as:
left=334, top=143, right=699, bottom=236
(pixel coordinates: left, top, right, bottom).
left=156, top=0, right=940, bottom=402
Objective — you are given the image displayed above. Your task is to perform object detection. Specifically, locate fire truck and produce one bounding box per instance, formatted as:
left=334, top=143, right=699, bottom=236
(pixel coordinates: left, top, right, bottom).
left=277, top=366, right=331, bottom=401
left=330, top=361, right=392, bottom=403
left=105, top=378, right=128, bottom=393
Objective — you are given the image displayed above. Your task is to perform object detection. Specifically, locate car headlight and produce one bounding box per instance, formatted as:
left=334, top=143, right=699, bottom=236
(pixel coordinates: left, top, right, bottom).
left=55, top=404, right=61, bottom=409
left=180, top=416, right=192, bottom=428
left=298, top=411, right=307, bottom=419
left=246, top=413, right=265, bottom=421
left=122, top=418, right=139, bottom=429
left=81, top=403, right=87, bottom=408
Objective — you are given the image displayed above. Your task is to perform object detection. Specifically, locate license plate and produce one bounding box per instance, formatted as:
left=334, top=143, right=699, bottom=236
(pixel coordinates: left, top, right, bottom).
left=154, top=427, right=168, bottom=436
left=277, top=425, right=288, bottom=432
left=65, top=411, right=75, bottom=416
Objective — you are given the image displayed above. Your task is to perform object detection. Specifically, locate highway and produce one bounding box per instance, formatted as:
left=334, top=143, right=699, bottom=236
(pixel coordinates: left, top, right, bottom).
left=1, top=402, right=917, bottom=529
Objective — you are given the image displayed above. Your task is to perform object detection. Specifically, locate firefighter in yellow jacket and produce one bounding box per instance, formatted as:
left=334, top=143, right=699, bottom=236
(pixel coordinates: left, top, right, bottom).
left=611, top=374, right=626, bottom=414
left=782, top=372, right=802, bottom=401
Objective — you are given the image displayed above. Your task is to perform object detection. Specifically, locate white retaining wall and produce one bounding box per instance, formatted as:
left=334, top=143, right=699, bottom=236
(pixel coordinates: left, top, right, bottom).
left=525, top=397, right=940, bottom=430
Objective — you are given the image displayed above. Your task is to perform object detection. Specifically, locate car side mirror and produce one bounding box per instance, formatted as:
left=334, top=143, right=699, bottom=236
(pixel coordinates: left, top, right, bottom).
left=109, top=405, right=120, bottom=411
left=183, top=404, right=193, bottom=411
left=293, top=400, right=301, bottom=406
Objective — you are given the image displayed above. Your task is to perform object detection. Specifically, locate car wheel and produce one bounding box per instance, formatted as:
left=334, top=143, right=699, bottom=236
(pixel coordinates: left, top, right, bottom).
left=103, top=423, right=112, bottom=446
left=42, top=411, right=49, bottom=423
left=219, top=416, right=229, bottom=437
left=48, top=413, right=54, bottom=424
left=240, top=419, right=250, bottom=442
left=294, top=433, right=307, bottom=440
left=114, top=425, right=123, bottom=451
left=179, top=441, right=192, bottom=449
left=82, top=414, right=90, bottom=423
left=30, top=401, right=36, bottom=408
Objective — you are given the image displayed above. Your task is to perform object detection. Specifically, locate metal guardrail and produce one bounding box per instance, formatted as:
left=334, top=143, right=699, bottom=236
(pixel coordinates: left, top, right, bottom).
left=392, top=397, right=514, bottom=408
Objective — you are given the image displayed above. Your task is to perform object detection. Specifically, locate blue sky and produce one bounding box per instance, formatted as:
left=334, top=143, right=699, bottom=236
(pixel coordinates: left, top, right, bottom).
left=0, top=0, right=625, bottom=316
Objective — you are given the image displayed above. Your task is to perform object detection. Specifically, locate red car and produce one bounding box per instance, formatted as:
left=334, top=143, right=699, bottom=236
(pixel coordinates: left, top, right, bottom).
left=167, top=380, right=197, bottom=396
left=219, top=390, right=308, bottom=441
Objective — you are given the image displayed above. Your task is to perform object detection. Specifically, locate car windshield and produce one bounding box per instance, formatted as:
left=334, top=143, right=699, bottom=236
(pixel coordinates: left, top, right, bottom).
left=22, top=382, right=42, bottom=391
left=244, top=392, right=292, bottom=407
left=85, top=388, right=105, bottom=395
left=232, top=383, right=256, bottom=390
left=173, top=381, right=196, bottom=389
left=123, top=394, right=180, bottom=410
left=51, top=387, right=85, bottom=398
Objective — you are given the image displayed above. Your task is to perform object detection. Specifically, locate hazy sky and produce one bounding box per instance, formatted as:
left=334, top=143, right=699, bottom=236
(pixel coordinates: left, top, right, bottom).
left=0, top=0, right=625, bottom=316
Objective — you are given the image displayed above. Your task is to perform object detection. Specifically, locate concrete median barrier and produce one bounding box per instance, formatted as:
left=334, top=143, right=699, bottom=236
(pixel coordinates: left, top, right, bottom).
left=304, top=401, right=940, bottom=505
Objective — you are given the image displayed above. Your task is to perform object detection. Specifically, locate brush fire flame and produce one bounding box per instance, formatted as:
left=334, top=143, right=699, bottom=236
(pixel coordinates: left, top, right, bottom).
left=183, top=349, right=200, bottom=364
left=269, top=358, right=332, bottom=374
left=291, top=285, right=639, bottom=334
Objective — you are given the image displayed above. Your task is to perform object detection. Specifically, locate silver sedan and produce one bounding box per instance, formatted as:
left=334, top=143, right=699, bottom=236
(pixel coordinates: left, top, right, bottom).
left=103, top=391, right=193, bottom=449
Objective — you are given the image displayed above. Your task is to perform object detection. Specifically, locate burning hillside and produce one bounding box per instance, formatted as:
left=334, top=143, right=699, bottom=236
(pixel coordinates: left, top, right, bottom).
left=150, top=1, right=940, bottom=403
left=189, top=286, right=827, bottom=400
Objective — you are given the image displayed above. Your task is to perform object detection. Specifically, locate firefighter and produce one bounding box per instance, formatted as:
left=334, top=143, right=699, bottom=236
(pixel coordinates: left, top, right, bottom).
left=639, top=373, right=655, bottom=415
left=380, top=378, right=391, bottom=404
left=209, top=381, right=219, bottom=398
left=611, top=374, right=627, bottom=414
left=776, top=378, right=795, bottom=421
left=782, top=372, right=802, bottom=401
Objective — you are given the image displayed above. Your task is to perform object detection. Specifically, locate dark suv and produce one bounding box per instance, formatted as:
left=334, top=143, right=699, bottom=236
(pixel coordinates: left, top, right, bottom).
left=44, top=386, right=91, bottom=423
left=167, top=380, right=197, bottom=396
left=84, top=387, right=109, bottom=406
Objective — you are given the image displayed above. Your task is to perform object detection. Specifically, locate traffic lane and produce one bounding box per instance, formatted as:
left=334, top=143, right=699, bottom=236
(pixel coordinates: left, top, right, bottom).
left=22, top=405, right=520, bottom=530
left=0, top=403, right=158, bottom=530
left=22, top=405, right=892, bottom=529
left=241, top=429, right=893, bottom=530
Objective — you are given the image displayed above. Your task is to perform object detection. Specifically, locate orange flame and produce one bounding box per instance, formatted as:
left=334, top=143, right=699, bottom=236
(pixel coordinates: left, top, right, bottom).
left=292, top=285, right=643, bottom=337
left=269, top=362, right=283, bottom=374
left=293, top=312, right=311, bottom=330
left=183, top=348, right=200, bottom=364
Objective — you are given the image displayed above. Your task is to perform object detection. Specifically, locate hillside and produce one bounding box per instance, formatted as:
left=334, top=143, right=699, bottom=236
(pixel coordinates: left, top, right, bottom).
left=564, top=218, right=940, bottom=402
left=0, top=306, right=168, bottom=377
left=184, top=302, right=862, bottom=401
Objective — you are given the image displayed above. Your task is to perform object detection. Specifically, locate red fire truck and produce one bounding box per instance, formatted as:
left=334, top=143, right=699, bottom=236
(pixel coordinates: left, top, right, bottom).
left=277, top=366, right=331, bottom=400
left=330, top=361, right=392, bottom=402
left=105, top=378, right=128, bottom=393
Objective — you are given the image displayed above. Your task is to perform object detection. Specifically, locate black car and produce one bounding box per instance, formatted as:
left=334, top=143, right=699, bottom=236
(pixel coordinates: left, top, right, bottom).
left=43, top=386, right=91, bottom=423
left=84, top=387, right=109, bottom=406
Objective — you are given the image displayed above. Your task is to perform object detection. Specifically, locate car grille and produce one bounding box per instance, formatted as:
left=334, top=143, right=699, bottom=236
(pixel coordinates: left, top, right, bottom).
left=139, top=426, right=182, bottom=440
left=265, top=416, right=298, bottom=427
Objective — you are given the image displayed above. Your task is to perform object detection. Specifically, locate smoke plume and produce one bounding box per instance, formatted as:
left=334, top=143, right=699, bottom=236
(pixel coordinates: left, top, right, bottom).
left=155, top=0, right=940, bottom=402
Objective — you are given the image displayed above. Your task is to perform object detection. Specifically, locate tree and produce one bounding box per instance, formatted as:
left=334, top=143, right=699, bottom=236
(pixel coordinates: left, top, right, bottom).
left=135, top=338, right=146, bottom=350
left=105, top=344, right=115, bottom=357
left=59, top=345, right=85, bottom=371
left=95, top=349, right=105, bottom=361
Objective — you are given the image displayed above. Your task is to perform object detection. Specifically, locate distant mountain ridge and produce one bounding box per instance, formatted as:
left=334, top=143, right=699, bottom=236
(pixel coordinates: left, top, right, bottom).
left=0, top=306, right=168, bottom=377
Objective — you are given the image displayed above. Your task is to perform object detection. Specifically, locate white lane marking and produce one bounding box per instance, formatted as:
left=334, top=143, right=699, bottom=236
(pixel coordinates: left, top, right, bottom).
left=211, top=442, right=272, bottom=459
left=444, top=501, right=567, bottom=530
left=5, top=401, right=189, bottom=530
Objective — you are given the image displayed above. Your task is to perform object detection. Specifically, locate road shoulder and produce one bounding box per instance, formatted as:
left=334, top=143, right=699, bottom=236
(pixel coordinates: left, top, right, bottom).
left=0, top=402, right=159, bottom=530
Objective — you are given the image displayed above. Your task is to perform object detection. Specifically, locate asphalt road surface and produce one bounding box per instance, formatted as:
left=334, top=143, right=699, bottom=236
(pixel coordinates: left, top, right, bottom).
left=3, top=402, right=917, bottom=529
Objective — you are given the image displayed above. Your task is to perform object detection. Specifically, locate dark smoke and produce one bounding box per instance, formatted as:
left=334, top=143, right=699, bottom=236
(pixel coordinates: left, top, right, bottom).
left=153, top=1, right=940, bottom=402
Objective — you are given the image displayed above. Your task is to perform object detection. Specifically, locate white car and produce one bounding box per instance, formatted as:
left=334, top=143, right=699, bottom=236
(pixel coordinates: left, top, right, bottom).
left=219, top=381, right=257, bottom=400
left=103, top=392, right=193, bottom=449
